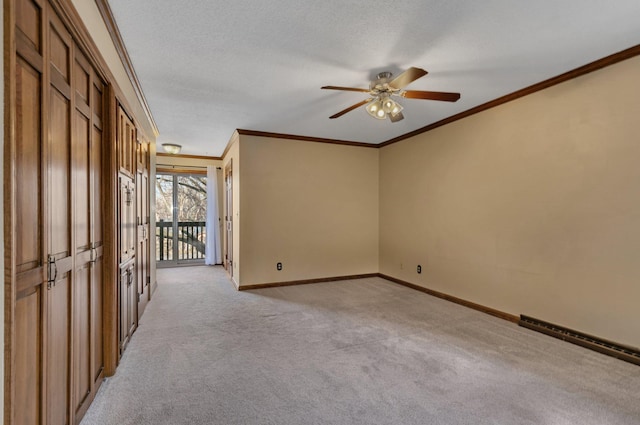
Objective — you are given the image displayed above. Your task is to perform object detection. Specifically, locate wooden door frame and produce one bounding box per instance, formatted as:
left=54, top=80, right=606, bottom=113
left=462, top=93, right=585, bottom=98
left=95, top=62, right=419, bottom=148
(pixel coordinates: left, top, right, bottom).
left=223, top=160, right=233, bottom=277
left=154, top=171, right=208, bottom=268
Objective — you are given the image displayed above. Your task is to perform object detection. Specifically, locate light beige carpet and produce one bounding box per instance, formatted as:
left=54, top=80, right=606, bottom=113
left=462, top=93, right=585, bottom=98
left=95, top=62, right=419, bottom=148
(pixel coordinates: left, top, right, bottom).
left=80, top=266, right=640, bottom=425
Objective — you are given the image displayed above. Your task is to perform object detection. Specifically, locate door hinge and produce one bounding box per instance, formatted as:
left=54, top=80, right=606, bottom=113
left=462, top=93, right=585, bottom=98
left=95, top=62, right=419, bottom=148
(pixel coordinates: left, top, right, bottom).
left=147, top=276, right=151, bottom=284
left=89, top=247, right=97, bottom=264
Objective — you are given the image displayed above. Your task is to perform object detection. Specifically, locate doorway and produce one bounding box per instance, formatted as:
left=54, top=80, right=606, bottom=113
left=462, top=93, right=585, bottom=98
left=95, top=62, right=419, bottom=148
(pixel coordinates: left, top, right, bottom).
left=155, top=173, right=208, bottom=267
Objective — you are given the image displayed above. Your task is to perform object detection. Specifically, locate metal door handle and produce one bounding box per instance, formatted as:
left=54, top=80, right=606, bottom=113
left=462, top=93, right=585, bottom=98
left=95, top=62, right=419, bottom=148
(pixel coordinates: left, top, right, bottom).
left=47, top=255, right=58, bottom=289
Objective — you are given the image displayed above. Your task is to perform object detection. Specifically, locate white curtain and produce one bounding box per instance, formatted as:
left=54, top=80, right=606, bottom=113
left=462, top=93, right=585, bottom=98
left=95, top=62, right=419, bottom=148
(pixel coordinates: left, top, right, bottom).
left=205, top=166, right=222, bottom=265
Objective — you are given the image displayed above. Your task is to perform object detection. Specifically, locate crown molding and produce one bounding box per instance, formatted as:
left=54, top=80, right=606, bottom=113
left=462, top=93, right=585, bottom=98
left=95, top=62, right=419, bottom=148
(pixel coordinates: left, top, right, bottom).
left=156, top=153, right=222, bottom=161
left=236, top=129, right=375, bottom=148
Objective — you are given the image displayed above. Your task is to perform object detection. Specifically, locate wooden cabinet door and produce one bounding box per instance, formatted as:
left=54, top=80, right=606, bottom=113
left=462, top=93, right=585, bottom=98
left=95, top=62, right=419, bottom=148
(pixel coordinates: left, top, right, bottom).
left=118, top=173, right=138, bottom=356
left=71, top=45, right=106, bottom=423
left=47, top=10, right=75, bottom=425
left=117, top=105, right=136, bottom=176
left=12, top=2, right=106, bottom=423
left=14, top=1, right=47, bottom=424
left=118, top=265, right=130, bottom=353
left=90, top=72, right=106, bottom=411
left=118, top=261, right=137, bottom=355
left=119, top=176, right=136, bottom=263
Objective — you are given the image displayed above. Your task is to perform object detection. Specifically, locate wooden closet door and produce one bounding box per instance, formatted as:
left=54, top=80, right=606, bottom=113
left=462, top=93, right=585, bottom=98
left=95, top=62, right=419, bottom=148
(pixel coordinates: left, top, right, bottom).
left=47, top=9, right=74, bottom=425
left=90, top=67, right=106, bottom=411
left=13, top=2, right=107, bottom=423
left=14, top=1, right=46, bottom=423
left=71, top=46, right=105, bottom=422
left=118, top=175, right=137, bottom=354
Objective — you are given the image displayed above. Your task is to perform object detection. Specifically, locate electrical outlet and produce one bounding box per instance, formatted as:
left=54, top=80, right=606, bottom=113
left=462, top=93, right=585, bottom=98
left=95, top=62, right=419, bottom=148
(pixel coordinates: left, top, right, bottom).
left=417, top=265, right=422, bottom=274
left=276, top=262, right=282, bottom=271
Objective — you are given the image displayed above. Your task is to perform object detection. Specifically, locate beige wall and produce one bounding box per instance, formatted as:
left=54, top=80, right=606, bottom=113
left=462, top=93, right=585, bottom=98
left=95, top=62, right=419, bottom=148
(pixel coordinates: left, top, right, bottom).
left=237, top=135, right=379, bottom=287
left=380, top=56, right=640, bottom=348
left=222, top=133, right=241, bottom=286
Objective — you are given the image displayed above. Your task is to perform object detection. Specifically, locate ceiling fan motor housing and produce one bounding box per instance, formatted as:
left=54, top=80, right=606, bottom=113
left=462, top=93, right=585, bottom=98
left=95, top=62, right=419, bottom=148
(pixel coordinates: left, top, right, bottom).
left=371, top=72, right=394, bottom=91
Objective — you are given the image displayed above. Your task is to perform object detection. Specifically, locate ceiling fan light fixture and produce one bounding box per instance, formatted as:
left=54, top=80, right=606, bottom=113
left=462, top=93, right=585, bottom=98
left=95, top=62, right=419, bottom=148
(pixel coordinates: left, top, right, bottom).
left=162, top=143, right=182, bottom=154
left=366, top=99, right=386, bottom=120
left=390, top=101, right=403, bottom=117
left=381, top=97, right=403, bottom=117
left=381, top=97, right=395, bottom=113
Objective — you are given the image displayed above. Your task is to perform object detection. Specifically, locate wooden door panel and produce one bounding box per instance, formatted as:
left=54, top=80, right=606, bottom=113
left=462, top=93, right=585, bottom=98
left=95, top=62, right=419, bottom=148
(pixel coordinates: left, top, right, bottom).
left=50, top=26, right=69, bottom=79
left=120, top=177, right=136, bottom=262
left=16, top=0, right=42, bottom=51
left=49, top=88, right=71, bottom=260
left=15, top=57, right=42, bottom=274
left=92, top=82, right=103, bottom=124
left=92, top=258, right=104, bottom=383
left=47, top=274, right=71, bottom=425
left=92, top=125, right=103, bottom=246
left=128, top=266, right=137, bottom=336
left=74, top=112, right=91, bottom=252
left=15, top=289, right=42, bottom=425
left=14, top=2, right=46, bottom=423
left=74, top=55, right=90, bottom=104
left=73, top=265, right=91, bottom=415
left=137, top=237, right=148, bottom=319
left=48, top=11, right=74, bottom=424
left=118, top=265, right=131, bottom=353
left=117, top=107, right=135, bottom=175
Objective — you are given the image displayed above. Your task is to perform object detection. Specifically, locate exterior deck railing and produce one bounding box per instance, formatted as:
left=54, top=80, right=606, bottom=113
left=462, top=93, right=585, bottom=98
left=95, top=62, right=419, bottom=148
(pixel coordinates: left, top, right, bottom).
left=156, top=220, right=206, bottom=262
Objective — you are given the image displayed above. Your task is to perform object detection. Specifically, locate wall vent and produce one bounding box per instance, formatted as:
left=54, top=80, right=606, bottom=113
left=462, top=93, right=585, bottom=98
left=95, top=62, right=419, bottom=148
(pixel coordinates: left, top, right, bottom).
left=519, top=315, right=640, bottom=366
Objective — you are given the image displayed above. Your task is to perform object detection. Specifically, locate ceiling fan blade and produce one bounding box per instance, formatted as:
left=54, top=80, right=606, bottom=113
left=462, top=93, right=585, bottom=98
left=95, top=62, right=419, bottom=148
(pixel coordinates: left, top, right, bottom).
left=329, top=98, right=373, bottom=119
left=389, top=67, right=428, bottom=89
left=321, top=86, right=370, bottom=93
left=401, top=90, right=460, bottom=102
left=389, top=112, right=404, bottom=123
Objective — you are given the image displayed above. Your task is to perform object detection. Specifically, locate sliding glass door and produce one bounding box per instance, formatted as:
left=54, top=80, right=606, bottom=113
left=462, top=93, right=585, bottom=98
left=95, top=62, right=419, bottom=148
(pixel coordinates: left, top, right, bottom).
left=156, top=173, right=207, bottom=266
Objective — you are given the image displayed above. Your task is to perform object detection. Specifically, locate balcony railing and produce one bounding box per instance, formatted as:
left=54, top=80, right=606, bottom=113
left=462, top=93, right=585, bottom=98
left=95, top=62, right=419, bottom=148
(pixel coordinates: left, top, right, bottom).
left=156, top=220, right=206, bottom=262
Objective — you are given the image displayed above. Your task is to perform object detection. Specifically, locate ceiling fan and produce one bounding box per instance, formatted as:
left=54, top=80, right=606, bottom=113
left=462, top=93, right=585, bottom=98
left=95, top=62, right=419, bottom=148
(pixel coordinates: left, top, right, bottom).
left=321, top=67, right=460, bottom=122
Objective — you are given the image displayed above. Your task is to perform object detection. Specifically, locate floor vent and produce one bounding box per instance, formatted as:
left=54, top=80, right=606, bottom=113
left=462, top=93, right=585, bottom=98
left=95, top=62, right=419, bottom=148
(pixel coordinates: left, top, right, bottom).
left=519, top=315, right=640, bottom=366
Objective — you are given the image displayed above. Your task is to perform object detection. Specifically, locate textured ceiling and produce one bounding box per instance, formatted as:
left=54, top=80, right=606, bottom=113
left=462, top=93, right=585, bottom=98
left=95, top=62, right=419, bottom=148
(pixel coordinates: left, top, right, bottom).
left=107, top=0, right=640, bottom=156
